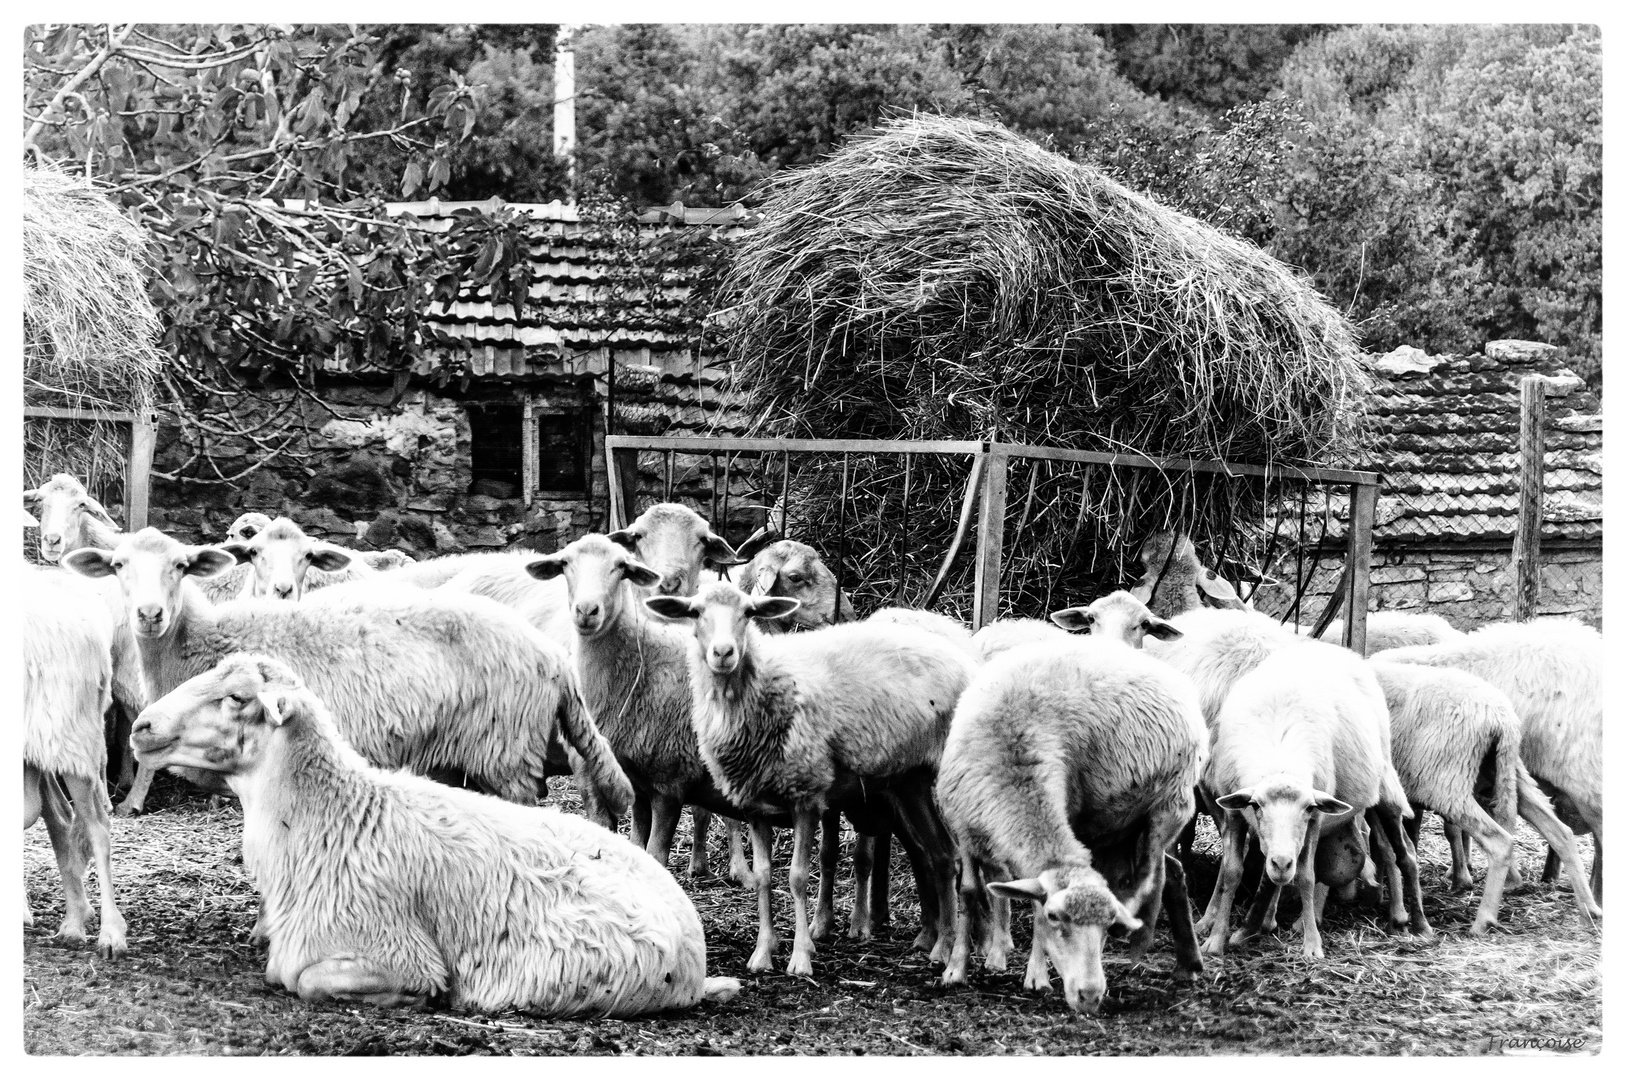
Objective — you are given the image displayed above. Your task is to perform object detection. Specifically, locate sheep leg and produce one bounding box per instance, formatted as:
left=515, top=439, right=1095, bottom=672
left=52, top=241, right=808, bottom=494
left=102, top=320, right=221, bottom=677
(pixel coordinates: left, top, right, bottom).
left=985, top=887, right=1013, bottom=970
left=1161, top=853, right=1203, bottom=979
left=61, top=773, right=127, bottom=959
left=23, top=766, right=43, bottom=926
left=725, top=819, right=752, bottom=885
left=1371, top=805, right=1434, bottom=939
left=645, top=793, right=684, bottom=870
left=812, top=808, right=840, bottom=941
left=1125, top=849, right=1166, bottom=963
left=1175, top=811, right=1198, bottom=874
left=785, top=809, right=819, bottom=976
left=1231, top=877, right=1277, bottom=948
left=746, top=820, right=779, bottom=973
left=1023, top=899, right=1052, bottom=992
left=1512, top=776, right=1600, bottom=920
left=889, top=780, right=958, bottom=961
left=1367, top=815, right=1407, bottom=928
left=848, top=832, right=874, bottom=941
left=295, top=955, right=426, bottom=1007
left=688, top=808, right=713, bottom=878
left=869, top=828, right=894, bottom=932
left=1541, top=848, right=1561, bottom=884
left=38, top=772, right=92, bottom=946
left=1442, top=822, right=1476, bottom=892
left=887, top=812, right=938, bottom=951
left=1201, top=811, right=1249, bottom=957
left=942, top=855, right=978, bottom=986
left=630, top=790, right=652, bottom=850
left=1296, top=828, right=1325, bottom=960
left=114, top=762, right=156, bottom=818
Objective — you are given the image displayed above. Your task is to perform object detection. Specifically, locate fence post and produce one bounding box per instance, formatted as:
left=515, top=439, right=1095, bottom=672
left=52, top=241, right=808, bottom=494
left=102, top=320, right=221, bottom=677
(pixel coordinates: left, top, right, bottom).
left=126, top=411, right=156, bottom=531
left=1345, top=481, right=1378, bottom=656
left=521, top=396, right=537, bottom=510
left=1511, top=376, right=1549, bottom=621
left=972, top=442, right=1009, bottom=631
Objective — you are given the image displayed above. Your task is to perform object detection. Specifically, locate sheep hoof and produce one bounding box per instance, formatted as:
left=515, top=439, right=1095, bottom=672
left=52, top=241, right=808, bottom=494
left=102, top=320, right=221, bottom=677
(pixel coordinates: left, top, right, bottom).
left=911, top=928, right=936, bottom=953
left=97, top=930, right=128, bottom=959
left=746, top=947, right=775, bottom=974
left=940, top=967, right=967, bottom=988
left=1467, top=919, right=1498, bottom=937
left=846, top=925, right=872, bottom=943
left=1449, top=875, right=1474, bottom=894
left=1410, top=923, right=1437, bottom=942
left=811, top=914, right=834, bottom=941
left=1172, top=962, right=1202, bottom=983
left=1302, top=940, right=1325, bottom=960
left=55, top=921, right=88, bottom=946
left=984, top=948, right=1008, bottom=972
left=1227, top=926, right=1256, bottom=948
left=1200, top=936, right=1226, bottom=959
left=1193, top=916, right=1214, bottom=937
left=785, top=952, right=814, bottom=977
left=1022, top=971, right=1051, bottom=993
left=113, top=801, right=141, bottom=819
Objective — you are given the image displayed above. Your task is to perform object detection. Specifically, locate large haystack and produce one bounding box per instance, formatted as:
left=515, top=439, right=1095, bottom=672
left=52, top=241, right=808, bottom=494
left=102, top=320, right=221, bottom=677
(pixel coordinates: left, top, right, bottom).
left=23, top=163, right=164, bottom=520
left=716, top=116, right=1370, bottom=618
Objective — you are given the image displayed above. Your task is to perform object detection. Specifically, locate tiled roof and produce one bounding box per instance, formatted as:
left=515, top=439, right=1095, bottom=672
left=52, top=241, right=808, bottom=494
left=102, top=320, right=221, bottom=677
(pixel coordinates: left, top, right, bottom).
left=1356, top=341, right=1602, bottom=545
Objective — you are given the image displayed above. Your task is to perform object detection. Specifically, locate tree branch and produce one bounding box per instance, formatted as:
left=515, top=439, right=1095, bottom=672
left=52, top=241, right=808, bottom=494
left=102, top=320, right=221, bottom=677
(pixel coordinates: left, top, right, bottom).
left=24, top=23, right=136, bottom=153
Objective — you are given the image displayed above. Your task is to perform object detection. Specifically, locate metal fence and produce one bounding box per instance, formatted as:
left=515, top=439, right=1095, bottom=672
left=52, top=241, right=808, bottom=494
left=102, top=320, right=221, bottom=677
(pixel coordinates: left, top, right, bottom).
left=604, top=435, right=1384, bottom=651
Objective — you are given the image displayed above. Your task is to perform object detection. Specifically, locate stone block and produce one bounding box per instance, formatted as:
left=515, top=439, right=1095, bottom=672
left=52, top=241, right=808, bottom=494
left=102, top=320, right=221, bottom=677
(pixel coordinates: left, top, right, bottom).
left=431, top=521, right=467, bottom=554
left=406, top=494, right=454, bottom=512
left=1370, top=565, right=1426, bottom=584
left=1375, top=582, right=1427, bottom=609
left=464, top=526, right=508, bottom=548
left=1427, top=581, right=1474, bottom=603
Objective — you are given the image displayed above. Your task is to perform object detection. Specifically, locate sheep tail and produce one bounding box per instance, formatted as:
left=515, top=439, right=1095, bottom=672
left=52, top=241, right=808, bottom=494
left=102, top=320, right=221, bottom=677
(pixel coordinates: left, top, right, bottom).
left=1489, top=720, right=1520, bottom=833
left=559, top=686, right=633, bottom=818
left=703, top=976, right=741, bottom=1003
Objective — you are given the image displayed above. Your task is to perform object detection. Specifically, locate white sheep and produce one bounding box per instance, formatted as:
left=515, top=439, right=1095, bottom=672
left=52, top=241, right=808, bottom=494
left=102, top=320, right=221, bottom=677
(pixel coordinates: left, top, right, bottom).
left=222, top=516, right=374, bottom=600
left=1201, top=640, right=1429, bottom=958
left=22, top=564, right=127, bottom=957
left=1050, top=589, right=1185, bottom=649
left=1374, top=618, right=1604, bottom=901
left=865, top=607, right=976, bottom=652
left=131, top=653, right=739, bottom=1015
left=968, top=618, right=1071, bottom=663
left=647, top=582, right=976, bottom=976
left=935, top=638, right=1208, bottom=1012
left=1319, top=610, right=1464, bottom=655
left=62, top=528, right=631, bottom=817
left=1369, top=660, right=1600, bottom=929
left=23, top=473, right=123, bottom=563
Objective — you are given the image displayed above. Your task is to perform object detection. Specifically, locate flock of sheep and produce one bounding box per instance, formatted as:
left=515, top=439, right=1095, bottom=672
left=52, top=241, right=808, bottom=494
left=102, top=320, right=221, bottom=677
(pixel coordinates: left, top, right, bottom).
left=22, top=472, right=1603, bottom=1021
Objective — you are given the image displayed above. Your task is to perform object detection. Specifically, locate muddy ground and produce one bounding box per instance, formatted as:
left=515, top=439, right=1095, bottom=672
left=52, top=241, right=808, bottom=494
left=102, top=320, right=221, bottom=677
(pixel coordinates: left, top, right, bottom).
left=23, top=775, right=1600, bottom=1056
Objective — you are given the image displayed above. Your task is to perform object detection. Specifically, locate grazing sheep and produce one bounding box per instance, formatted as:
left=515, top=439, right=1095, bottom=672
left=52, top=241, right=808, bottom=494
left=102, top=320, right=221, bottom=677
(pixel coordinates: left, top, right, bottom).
left=1129, top=531, right=1249, bottom=619
left=1051, top=590, right=1185, bottom=649
left=1369, top=661, right=1600, bottom=928
left=969, top=618, right=1072, bottom=663
left=1201, top=641, right=1429, bottom=958
left=1375, top=618, right=1604, bottom=901
left=22, top=565, right=127, bottom=957
left=62, top=528, right=630, bottom=816
left=1319, top=611, right=1464, bottom=655
left=131, top=654, right=738, bottom=1015
left=936, top=638, right=1207, bottom=1012
left=648, top=582, right=975, bottom=976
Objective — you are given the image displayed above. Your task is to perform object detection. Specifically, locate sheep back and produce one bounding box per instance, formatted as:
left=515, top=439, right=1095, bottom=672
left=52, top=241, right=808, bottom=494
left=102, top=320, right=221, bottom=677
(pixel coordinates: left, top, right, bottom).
left=22, top=569, right=114, bottom=779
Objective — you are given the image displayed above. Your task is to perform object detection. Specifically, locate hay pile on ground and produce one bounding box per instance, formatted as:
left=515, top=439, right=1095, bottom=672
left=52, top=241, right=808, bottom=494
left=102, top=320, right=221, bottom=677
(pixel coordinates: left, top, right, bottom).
left=715, top=116, right=1369, bottom=616
left=23, top=163, right=164, bottom=536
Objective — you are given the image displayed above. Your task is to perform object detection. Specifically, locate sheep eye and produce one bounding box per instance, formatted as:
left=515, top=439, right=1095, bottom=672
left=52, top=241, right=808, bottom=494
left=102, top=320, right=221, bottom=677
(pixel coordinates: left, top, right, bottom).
left=228, top=693, right=249, bottom=705
left=1046, top=911, right=1062, bottom=924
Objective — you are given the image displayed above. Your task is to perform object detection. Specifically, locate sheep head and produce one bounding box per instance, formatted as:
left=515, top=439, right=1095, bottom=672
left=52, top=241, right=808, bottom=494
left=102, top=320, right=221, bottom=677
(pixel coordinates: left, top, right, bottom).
left=607, top=502, right=741, bottom=598
left=644, top=580, right=798, bottom=675
left=740, top=539, right=852, bottom=630
left=527, top=533, right=662, bottom=640
left=987, top=864, right=1142, bottom=1014
left=132, top=653, right=304, bottom=776
left=222, top=516, right=354, bottom=601
left=1050, top=590, right=1182, bottom=649
left=25, top=473, right=119, bottom=563
left=1215, top=780, right=1353, bottom=886
left=63, top=527, right=236, bottom=637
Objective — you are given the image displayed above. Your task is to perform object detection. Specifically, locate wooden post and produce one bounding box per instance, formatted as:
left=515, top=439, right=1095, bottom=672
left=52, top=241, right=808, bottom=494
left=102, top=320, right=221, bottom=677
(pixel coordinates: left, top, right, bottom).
left=608, top=447, right=639, bottom=530
left=521, top=396, right=537, bottom=509
left=972, top=442, right=1009, bottom=631
left=1345, top=481, right=1378, bottom=656
left=1511, top=376, right=1548, bottom=621
left=126, top=411, right=156, bottom=531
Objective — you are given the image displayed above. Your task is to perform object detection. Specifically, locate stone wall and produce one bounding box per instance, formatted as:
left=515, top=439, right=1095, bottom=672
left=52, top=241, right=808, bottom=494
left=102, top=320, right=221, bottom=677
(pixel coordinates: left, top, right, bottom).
left=1261, top=546, right=1603, bottom=630
left=150, top=380, right=606, bottom=557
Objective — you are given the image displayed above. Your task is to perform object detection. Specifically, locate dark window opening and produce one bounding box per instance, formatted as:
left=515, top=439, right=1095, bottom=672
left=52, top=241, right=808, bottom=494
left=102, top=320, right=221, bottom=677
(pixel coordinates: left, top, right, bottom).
left=468, top=401, right=523, bottom=498
left=536, top=410, right=590, bottom=493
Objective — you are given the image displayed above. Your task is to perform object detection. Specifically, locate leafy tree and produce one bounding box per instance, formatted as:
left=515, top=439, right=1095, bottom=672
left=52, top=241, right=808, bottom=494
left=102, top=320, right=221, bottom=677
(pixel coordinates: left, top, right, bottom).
left=1094, top=24, right=1338, bottom=114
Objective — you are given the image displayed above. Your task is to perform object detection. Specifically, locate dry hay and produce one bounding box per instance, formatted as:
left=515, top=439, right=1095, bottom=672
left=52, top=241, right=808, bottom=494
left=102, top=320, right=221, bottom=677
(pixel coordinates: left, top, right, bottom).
left=713, top=116, right=1369, bottom=617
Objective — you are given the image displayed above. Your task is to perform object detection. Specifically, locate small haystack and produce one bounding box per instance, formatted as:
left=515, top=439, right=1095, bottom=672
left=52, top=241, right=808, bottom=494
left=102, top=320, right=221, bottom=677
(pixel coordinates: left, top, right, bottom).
left=23, top=163, right=164, bottom=525
left=717, top=116, right=1370, bottom=618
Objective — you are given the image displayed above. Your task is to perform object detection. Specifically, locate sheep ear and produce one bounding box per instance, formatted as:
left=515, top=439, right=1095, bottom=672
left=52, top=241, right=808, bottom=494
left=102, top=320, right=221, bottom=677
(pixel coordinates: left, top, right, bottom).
left=255, top=690, right=289, bottom=727
left=1196, top=568, right=1246, bottom=609
left=1111, top=896, right=1144, bottom=934
left=748, top=596, right=800, bottom=621
left=1128, top=581, right=1153, bottom=604
left=221, top=542, right=254, bottom=565
left=82, top=495, right=119, bottom=527
left=235, top=523, right=262, bottom=541
left=1050, top=607, right=1093, bottom=631
left=606, top=528, right=639, bottom=552
left=1312, top=792, right=1353, bottom=816
left=644, top=596, right=699, bottom=621
left=63, top=547, right=116, bottom=578
left=306, top=544, right=354, bottom=572
left=1214, top=789, right=1255, bottom=812
left=622, top=557, right=662, bottom=588
left=1142, top=616, right=1183, bottom=641
left=21, top=507, right=40, bottom=528
left=987, top=877, right=1048, bottom=904
left=187, top=547, right=239, bottom=579
left=753, top=565, right=780, bottom=596
left=702, top=531, right=744, bottom=567
left=732, top=526, right=777, bottom=565
left=526, top=555, right=567, bottom=581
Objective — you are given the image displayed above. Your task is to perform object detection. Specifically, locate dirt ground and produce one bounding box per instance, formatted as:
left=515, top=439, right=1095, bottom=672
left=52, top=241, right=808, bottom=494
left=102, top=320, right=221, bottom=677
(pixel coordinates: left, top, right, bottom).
left=23, top=775, right=1600, bottom=1056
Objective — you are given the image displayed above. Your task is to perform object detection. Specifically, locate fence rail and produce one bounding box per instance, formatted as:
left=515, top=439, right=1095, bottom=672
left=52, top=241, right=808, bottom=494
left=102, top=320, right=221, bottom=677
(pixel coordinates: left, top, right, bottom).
left=605, top=435, right=1383, bottom=653
left=22, top=405, right=157, bottom=532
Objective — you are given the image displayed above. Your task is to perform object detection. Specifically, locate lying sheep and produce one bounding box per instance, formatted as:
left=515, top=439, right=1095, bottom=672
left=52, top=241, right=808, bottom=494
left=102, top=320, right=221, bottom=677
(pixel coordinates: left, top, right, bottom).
left=936, top=637, right=1207, bottom=1012
left=1202, top=641, right=1429, bottom=958
left=1319, top=611, right=1464, bottom=655
left=1375, top=618, right=1604, bottom=902
left=1369, top=661, right=1599, bottom=929
left=22, top=565, right=127, bottom=958
left=132, top=654, right=738, bottom=1015
left=648, top=582, right=975, bottom=976
left=63, top=528, right=630, bottom=816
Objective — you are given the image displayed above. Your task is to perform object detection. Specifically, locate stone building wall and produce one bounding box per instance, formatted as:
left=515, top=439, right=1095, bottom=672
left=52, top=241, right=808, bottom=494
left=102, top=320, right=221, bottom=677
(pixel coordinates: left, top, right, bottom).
left=150, top=380, right=607, bottom=556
